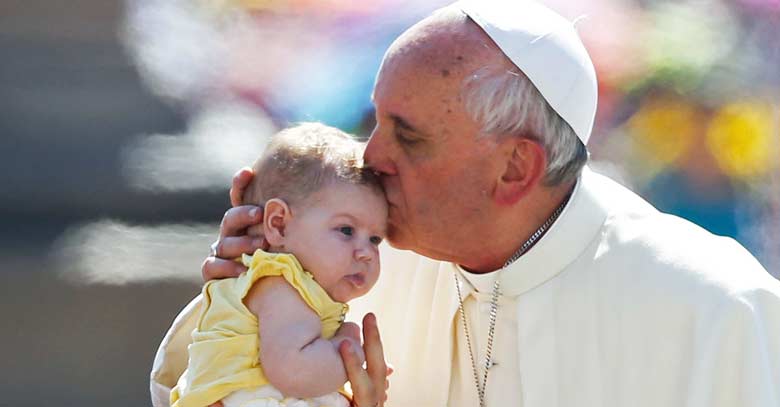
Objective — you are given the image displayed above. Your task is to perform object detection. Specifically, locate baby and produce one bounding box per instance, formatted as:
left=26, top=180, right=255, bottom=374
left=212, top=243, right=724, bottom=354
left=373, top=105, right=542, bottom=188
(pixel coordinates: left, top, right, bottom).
left=170, top=123, right=387, bottom=407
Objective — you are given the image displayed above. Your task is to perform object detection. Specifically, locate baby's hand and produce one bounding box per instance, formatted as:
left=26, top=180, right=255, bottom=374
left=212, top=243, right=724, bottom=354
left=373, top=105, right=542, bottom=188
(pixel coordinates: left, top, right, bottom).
left=332, top=322, right=365, bottom=365
left=336, top=322, right=361, bottom=342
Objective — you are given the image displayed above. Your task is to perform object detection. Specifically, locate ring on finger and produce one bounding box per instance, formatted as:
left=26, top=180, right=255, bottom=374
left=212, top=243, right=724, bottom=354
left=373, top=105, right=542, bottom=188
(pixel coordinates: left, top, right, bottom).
left=209, top=241, right=219, bottom=257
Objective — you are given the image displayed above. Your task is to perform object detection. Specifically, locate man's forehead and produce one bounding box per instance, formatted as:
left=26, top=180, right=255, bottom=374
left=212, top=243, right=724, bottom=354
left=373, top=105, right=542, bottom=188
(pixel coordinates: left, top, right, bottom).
left=397, top=22, right=493, bottom=65
left=372, top=11, right=505, bottom=97
left=371, top=54, right=460, bottom=123
left=368, top=7, right=506, bottom=134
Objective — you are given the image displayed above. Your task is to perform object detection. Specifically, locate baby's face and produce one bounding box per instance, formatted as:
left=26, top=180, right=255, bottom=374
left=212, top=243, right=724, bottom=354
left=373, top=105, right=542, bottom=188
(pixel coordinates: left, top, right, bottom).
left=284, top=183, right=388, bottom=303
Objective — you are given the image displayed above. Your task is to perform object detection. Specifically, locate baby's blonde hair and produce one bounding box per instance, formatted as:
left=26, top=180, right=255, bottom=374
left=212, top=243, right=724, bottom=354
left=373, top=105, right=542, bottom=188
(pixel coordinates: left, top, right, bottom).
left=243, top=123, right=383, bottom=207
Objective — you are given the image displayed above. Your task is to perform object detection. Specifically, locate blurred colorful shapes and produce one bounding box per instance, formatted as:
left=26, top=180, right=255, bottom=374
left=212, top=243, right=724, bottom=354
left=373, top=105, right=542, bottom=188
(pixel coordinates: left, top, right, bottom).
left=234, top=0, right=284, bottom=11
left=706, top=102, right=779, bottom=179
left=642, top=2, right=737, bottom=90
left=738, top=0, right=780, bottom=13
left=543, top=0, right=648, bottom=87
left=233, top=0, right=399, bottom=15
left=627, top=96, right=700, bottom=169
left=123, top=0, right=232, bottom=101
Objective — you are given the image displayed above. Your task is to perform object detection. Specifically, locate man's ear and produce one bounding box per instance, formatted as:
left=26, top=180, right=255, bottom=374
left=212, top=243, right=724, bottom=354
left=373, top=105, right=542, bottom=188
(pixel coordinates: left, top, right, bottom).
left=263, top=198, right=291, bottom=247
left=494, top=138, right=546, bottom=205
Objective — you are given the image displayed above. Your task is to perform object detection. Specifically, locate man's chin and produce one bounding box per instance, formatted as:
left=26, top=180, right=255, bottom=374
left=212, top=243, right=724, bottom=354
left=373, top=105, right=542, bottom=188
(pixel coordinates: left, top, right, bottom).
left=385, top=224, right=413, bottom=250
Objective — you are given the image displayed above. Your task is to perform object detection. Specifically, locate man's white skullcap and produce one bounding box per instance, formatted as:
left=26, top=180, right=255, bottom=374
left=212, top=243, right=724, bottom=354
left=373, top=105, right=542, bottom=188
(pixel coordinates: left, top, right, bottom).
left=457, top=0, right=598, bottom=145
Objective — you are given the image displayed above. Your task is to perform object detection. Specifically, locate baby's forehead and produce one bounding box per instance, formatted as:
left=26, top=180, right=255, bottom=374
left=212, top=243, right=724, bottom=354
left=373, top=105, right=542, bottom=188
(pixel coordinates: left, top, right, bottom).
left=309, top=183, right=387, bottom=226
left=315, top=180, right=386, bottom=203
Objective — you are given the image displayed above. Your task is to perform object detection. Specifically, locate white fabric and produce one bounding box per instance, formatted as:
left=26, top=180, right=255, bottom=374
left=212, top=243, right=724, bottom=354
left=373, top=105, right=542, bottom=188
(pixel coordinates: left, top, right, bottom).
left=458, top=0, right=598, bottom=144
left=151, top=295, right=202, bottom=407
left=221, top=386, right=348, bottom=407
left=350, top=166, right=780, bottom=406
left=451, top=268, right=523, bottom=406
left=152, top=167, right=780, bottom=406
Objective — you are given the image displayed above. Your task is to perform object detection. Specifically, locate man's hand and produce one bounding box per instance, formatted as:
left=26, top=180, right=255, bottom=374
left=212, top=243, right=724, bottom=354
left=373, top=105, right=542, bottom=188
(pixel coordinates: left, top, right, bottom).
left=201, top=167, right=266, bottom=281
left=339, top=313, right=390, bottom=407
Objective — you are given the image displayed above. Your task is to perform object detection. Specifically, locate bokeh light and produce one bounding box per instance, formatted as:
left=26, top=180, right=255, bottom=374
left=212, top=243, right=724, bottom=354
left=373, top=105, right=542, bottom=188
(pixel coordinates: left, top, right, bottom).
left=627, top=95, right=701, bottom=175
left=706, top=101, right=779, bottom=180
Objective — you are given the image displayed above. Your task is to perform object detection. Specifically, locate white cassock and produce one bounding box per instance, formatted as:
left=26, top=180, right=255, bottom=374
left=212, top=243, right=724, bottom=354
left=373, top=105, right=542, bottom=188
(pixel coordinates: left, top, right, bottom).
left=151, top=167, right=780, bottom=407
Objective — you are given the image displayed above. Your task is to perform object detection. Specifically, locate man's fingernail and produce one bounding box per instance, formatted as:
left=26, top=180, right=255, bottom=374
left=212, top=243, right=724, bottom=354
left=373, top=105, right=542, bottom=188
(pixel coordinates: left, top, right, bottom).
left=249, top=208, right=258, bottom=218
left=253, top=238, right=264, bottom=247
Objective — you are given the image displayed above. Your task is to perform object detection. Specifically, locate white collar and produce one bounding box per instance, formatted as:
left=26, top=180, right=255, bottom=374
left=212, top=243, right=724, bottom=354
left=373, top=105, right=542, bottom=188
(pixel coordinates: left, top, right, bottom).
left=456, top=166, right=610, bottom=297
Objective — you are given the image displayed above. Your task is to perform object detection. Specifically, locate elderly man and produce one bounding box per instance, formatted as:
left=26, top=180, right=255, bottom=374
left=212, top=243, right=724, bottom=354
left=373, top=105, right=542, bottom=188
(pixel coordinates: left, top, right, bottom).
left=152, top=1, right=780, bottom=406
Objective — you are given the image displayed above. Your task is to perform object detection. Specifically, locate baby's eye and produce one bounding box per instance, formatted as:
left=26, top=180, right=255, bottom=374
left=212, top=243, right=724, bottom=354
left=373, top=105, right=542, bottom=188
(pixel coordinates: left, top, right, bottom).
left=339, top=226, right=354, bottom=236
left=370, top=236, right=383, bottom=245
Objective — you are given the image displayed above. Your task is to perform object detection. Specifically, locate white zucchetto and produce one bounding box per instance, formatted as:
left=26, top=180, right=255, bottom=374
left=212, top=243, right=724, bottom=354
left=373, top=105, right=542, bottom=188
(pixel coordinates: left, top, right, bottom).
left=458, top=0, right=598, bottom=145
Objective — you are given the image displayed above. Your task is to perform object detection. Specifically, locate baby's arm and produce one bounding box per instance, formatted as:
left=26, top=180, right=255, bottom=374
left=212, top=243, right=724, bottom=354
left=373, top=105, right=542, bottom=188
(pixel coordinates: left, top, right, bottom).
left=244, top=276, right=349, bottom=399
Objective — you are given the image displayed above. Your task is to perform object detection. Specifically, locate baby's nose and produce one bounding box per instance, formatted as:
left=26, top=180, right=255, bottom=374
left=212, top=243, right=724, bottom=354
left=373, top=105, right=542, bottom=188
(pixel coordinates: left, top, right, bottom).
left=355, top=246, right=373, bottom=262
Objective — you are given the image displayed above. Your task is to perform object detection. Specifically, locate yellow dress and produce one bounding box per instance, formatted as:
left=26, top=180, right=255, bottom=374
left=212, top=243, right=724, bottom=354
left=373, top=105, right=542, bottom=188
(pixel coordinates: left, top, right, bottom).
left=170, top=249, right=349, bottom=407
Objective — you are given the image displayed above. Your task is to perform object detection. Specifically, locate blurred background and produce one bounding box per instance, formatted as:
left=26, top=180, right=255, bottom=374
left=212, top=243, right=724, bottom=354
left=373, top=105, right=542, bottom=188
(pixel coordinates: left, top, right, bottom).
left=1, top=0, right=778, bottom=405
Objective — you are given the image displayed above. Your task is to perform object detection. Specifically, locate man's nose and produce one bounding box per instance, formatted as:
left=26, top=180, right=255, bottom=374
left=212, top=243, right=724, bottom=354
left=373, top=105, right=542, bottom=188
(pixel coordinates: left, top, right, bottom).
left=364, top=128, right=398, bottom=176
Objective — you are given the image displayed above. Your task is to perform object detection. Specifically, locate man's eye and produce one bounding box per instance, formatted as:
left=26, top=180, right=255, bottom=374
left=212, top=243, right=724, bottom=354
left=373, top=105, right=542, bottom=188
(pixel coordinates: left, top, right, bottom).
left=395, top=130, right=418, bottom=145
left=339, top=226, right=354, bottom=236
left=370, top=236, right=383, bottom=245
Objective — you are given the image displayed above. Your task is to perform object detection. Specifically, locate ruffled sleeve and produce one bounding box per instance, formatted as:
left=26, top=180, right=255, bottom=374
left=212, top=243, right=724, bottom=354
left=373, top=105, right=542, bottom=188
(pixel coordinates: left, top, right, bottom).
left=238, top=250, right=348, bottom=338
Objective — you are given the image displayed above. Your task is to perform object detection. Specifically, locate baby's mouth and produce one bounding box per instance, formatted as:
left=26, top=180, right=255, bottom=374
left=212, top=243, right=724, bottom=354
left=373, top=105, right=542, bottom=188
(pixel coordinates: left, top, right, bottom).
left=344, top=272, right=366, bottom=288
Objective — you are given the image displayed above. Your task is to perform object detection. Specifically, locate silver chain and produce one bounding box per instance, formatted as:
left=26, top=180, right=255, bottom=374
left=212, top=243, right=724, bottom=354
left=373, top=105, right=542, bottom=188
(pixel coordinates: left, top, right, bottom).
left=454, top=199, right=568, bottom=407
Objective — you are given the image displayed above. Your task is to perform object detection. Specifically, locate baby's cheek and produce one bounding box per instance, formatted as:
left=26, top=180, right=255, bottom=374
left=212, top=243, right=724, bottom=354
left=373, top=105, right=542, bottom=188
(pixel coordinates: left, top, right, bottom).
left=329, top=283, right=353, bottom=303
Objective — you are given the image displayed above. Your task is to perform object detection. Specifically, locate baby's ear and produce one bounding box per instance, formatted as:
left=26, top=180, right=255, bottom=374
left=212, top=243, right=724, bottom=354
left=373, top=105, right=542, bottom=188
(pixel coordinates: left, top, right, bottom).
left=263, top=198, right=291, bottom=247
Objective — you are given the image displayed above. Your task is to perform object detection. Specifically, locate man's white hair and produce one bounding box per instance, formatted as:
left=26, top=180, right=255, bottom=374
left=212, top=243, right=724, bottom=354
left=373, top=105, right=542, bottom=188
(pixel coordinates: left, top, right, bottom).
left=463, top=65, right=588, bottom=186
